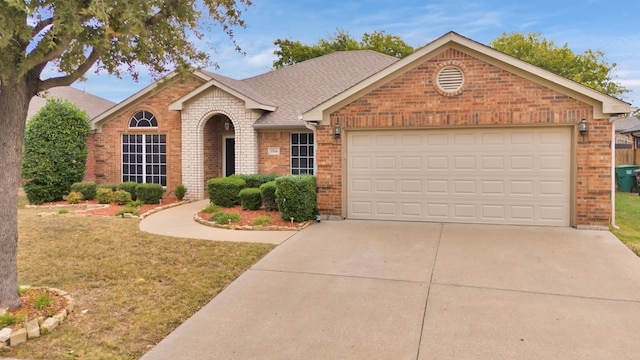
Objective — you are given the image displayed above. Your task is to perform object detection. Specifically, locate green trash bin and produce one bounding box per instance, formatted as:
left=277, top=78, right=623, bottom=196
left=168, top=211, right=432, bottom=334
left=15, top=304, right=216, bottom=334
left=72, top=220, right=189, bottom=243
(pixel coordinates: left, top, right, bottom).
left=615, top=165, right=640, bottom=192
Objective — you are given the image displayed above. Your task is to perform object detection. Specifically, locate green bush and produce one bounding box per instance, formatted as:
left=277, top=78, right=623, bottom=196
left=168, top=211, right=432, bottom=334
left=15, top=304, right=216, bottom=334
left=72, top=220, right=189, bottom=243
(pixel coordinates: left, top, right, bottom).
left=97, top=183, right=118, bottom=192
left=70, top=182, right=97, bottom=200
left=136, top=183, right=163, bottom=204
left=113, top=190, right=133, bottom=205
left=67, top=191, right=84, bottom=204
left=118, top=182, right=138, bottom=199
left=127, top=200, right=145, bottom=208
left=209, top=211, right=241, bottom=224
left=239, top=188, right=262, bottom=210
left=96, top=188, right=114, bottom=204
left=207, top=177, right=246, bottom=207
left=21, top=99, right=91, bottom=204
left=202, top=204, right=222, bottom=214
left=175, top=184, right=187, bottom=200
left=115, top=207, right=141, bottom=217
left=275, top=175, right=317, bottom=222
left=251, top=215, right=272, bottom=226
left=259, top=181, right=278, bottom=211
left=229, top=174, right=278, bottom=189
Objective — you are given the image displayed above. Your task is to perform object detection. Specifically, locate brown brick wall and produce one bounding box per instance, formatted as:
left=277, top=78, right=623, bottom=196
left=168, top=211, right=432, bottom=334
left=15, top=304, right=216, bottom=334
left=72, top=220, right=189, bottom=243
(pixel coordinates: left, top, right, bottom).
left=257, top=130, right=294, bottom=176
left=84, top=133, right=96, bottom=182
left=317, top=48, right=610, bottom=227
left=203, top=114, right=235, bottom=181
left=92, top=76, right=204, bottom=198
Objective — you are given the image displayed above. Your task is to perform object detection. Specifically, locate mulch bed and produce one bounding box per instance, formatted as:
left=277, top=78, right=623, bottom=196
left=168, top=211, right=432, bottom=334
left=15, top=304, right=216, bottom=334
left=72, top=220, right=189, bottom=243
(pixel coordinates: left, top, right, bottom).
left=30, top=199, right=179, bottom=217
left=197, top=205, right=298, bottom=228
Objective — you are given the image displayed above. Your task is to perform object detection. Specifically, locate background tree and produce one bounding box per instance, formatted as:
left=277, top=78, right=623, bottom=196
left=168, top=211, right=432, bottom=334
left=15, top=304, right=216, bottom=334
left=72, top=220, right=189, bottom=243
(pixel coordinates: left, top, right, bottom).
left=490, top=32, right=628, bottom=98
left=273, top=29, right=414, bottom=68
left=22, top=99, right=91, bottom=204
left=0, top=0, right=251, bottom=310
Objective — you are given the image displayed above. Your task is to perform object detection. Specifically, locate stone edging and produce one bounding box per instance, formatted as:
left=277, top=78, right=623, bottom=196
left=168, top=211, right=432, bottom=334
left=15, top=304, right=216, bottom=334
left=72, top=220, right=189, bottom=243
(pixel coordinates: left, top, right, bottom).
left=0, top=286, right=75, bottom=349
left=193, top=213, right=313, bottom=231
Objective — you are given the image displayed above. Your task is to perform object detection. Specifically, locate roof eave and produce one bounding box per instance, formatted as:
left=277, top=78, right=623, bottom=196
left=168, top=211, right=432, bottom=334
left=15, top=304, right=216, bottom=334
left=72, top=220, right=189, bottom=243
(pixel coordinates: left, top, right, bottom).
left=168, top=79, right=276, bottom=112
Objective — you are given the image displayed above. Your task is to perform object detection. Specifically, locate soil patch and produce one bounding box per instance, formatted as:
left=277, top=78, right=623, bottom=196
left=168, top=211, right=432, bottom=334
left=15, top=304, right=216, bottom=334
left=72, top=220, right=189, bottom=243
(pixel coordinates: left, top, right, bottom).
left=198, top=205, right=299, bottom=228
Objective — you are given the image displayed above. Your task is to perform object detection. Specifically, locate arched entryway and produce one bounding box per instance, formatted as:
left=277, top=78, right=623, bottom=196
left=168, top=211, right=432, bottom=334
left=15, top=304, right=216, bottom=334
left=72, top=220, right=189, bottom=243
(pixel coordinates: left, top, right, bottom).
left=203, top=114, right=236, bottom=183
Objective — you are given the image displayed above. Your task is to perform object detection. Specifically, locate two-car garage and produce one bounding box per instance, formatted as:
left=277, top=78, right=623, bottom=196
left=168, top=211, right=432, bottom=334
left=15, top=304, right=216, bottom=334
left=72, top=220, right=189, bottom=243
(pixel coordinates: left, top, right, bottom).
left=346, top=127, right=572, bottom=226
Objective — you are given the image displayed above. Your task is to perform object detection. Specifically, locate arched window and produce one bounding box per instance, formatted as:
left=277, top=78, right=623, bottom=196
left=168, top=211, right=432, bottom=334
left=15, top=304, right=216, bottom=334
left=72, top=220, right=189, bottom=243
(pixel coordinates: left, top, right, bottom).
left=129, top=110, right=158, bottom=128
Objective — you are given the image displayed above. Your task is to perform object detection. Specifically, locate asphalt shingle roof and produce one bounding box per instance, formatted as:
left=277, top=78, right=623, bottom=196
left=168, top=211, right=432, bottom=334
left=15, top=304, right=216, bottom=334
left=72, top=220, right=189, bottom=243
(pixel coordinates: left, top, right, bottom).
left=202, top=50, right=399, bottom=126
left=28, top=86, right=115, bottom=120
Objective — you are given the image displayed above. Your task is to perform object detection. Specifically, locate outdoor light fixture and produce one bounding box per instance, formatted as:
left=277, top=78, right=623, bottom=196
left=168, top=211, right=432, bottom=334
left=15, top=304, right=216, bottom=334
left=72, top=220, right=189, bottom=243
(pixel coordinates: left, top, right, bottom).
left=334, top=120, right=341, bottom=138
left=578, top=119, right=588, bottom=136
left=224, top=120, right=230, bottom=131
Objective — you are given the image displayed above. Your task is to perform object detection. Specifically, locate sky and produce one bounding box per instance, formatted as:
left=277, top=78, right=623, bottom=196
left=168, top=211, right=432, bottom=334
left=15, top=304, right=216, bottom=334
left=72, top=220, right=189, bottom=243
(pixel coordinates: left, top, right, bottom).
left=66, top=0, right=640, bottom=108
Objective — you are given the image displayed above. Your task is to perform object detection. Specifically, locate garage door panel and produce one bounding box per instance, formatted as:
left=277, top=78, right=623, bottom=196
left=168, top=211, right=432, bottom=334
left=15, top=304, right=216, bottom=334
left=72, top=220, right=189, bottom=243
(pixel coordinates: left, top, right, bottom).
left=347, top=128, right=571, bottom=226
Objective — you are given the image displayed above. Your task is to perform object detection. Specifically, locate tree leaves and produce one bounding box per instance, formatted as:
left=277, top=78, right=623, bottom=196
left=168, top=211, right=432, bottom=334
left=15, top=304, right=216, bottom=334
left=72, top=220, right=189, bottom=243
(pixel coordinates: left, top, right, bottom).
left=490, top=32, right=628, bottom=98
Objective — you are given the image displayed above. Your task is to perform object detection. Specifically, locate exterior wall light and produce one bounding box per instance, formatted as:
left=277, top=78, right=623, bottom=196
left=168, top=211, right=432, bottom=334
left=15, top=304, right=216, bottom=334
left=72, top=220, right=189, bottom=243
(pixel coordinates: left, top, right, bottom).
left=334, top=120, right=341, bottom=138
left=578, top=119, right=588, bottom=136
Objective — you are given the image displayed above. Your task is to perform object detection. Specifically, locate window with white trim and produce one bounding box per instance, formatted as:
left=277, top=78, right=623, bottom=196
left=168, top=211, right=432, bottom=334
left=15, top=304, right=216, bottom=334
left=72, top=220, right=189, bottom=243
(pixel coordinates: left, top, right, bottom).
left=129, top=110, right=158, bottom=128
left=291, top=133, right=314, bottom=175
left=122, top=134, right=167, bottom=186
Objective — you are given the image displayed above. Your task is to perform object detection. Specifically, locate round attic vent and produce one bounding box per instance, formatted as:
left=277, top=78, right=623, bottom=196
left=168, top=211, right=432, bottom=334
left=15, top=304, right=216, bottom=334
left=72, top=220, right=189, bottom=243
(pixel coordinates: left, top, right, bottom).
left=436, top=66, right=464, bottom=93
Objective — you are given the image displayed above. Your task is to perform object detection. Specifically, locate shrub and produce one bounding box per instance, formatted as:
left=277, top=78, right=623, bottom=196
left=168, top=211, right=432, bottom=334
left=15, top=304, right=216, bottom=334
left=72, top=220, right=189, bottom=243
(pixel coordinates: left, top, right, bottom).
left=251, top=216, right=272, bottom=226
left=136, top=183, right=164, bottom=204
left=209, top=211, right=241, bottom=224
left=70, top=182, right=97, bottom=200
left=67, top=191, right=84, bottom=204
left=96, top=188, right=114, bottom=204
left=58, top=209, right=69, bottom=214
left=207, top=177, right=246, bottom=207
left=115, top=207, right=141, bottom=217
left=127, top=200, right=145, bottom=208
left=275, top=175, right=317, bottom=222
left=97, top=183, right=118, bottom=192
left=239, top=188, right=262, bottom=210
left=21, top=99, right=91, bottom=204
left=113, top=190, right=133, bottom=205
left=175, top=184, right=187, bottom=200
left=259, top=181, right=278, bottom=211
left=229, top=174, right=278, bottom=188
left=202, top=204, right=222, bottom=214
left=118, top=182, right=138, bottom=199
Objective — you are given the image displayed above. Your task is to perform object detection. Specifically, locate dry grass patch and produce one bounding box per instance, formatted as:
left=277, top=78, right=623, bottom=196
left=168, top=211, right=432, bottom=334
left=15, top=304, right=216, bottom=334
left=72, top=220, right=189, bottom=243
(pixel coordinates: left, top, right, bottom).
left=1, top=200, right=275, bottom=359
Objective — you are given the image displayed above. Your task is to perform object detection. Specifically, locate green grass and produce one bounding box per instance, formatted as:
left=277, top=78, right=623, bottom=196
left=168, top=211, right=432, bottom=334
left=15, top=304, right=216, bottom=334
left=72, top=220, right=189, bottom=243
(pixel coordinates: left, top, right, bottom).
left=2, top=196, right=275, bottom=360
left=612, top=192, right=640, bottom=256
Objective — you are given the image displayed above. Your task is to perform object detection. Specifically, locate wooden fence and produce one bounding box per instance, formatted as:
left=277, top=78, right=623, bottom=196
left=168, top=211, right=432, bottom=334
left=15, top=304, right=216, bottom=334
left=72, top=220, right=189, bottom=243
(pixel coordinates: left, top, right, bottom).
left=616, top=149, right=640, bottom=165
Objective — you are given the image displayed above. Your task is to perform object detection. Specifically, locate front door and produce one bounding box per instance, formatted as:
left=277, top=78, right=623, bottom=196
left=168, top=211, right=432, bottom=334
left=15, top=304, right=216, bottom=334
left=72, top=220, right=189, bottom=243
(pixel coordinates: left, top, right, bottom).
left=224, top=137, right=235, bottom=177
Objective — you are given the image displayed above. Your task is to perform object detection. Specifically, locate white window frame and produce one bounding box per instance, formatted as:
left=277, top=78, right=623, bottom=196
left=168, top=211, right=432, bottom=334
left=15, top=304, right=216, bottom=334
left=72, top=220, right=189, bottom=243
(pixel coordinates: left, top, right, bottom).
left=291, top=132, right=314, bottom=175
left=121, top=134, right=167, bottom=186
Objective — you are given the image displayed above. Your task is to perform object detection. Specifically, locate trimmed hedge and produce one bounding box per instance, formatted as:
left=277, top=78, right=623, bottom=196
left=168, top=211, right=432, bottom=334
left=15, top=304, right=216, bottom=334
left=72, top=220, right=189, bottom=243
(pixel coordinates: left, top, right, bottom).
left=207, top=177, right=246, bottom=208
left=175, top=184, right=187, bottom=200
left=239, top=188, right=262, bottom=210
left=113, top=190, right=133, bottom=205
left=275, top=175, right=317, bottom=222
left=96, top=188, right=114, bottom=204
left=118, top=182, right=138, bottom=199
left=70, top=182, right=97, bottom=200
left=229, top=174, right=278, bottom=189
left=259, top=181, right=278, bottom=211
left=97, top=183, right=117, bottom=192
left=136, top=183, right=163, bottom=204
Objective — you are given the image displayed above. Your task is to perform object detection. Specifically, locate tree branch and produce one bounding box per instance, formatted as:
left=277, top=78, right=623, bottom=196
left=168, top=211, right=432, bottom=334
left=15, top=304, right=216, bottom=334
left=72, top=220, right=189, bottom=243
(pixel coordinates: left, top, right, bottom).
left=31, top=17, right=54, bottom=38
left=23, top=33, right=74, bottom=71
left=38, top=48, right=100, bottom=91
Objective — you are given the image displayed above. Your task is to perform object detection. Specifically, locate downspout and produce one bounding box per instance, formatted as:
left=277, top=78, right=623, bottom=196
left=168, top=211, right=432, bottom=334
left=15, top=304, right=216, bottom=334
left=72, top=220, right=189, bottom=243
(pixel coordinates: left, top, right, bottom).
left=300, top=115, right=319, bottom=174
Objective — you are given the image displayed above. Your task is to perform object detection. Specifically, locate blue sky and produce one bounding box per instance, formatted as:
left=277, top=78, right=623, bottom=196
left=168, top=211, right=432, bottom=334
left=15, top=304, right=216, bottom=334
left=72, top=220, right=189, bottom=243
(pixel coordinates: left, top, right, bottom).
left=68, top=0, right=640, bottom=108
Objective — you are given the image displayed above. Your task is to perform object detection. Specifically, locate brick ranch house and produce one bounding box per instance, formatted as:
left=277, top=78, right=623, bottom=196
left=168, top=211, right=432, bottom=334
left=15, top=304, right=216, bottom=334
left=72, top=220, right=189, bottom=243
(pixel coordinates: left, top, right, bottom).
left=88, top=32, right=631, bottom=229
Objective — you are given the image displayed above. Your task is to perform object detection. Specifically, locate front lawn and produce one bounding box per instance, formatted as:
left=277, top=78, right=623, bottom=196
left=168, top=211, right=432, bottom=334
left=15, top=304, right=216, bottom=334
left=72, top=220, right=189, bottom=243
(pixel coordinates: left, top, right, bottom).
left=612, top=192, right=640, bottom=256
left=1, top=197, right=275, bottom=360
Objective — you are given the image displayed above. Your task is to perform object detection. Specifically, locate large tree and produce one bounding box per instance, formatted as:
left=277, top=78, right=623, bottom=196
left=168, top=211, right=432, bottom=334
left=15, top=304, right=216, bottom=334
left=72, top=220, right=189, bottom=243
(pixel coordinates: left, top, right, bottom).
left=490, top=32, right=629, bottom=98
left=273, top=29, right=414, bottom=68
left=0, top=0, right=251, bottom=310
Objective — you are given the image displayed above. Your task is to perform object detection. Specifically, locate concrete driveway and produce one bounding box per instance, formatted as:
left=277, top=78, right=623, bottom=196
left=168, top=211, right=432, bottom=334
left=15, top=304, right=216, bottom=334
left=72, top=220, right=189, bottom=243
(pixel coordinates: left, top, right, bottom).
left=141, top=221, right=640, bottom=360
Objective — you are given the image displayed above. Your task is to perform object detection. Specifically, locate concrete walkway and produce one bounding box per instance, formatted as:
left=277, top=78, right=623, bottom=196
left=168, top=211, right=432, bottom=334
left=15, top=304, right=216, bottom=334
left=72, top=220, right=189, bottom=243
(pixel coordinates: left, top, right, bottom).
left=140, top=220, right=640, bottom=359
left=139, top=200, right=296, bottom=244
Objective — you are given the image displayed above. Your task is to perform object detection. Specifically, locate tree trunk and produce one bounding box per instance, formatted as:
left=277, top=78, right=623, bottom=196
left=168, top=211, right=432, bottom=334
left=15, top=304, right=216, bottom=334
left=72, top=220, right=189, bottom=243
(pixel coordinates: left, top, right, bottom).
left=0, top=77, right=35, bottom=311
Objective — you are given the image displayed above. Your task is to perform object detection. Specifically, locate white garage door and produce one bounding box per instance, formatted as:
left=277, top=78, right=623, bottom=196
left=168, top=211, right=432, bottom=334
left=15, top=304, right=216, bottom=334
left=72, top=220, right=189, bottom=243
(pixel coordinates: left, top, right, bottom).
left=347, top=127, right=571, bottom=226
